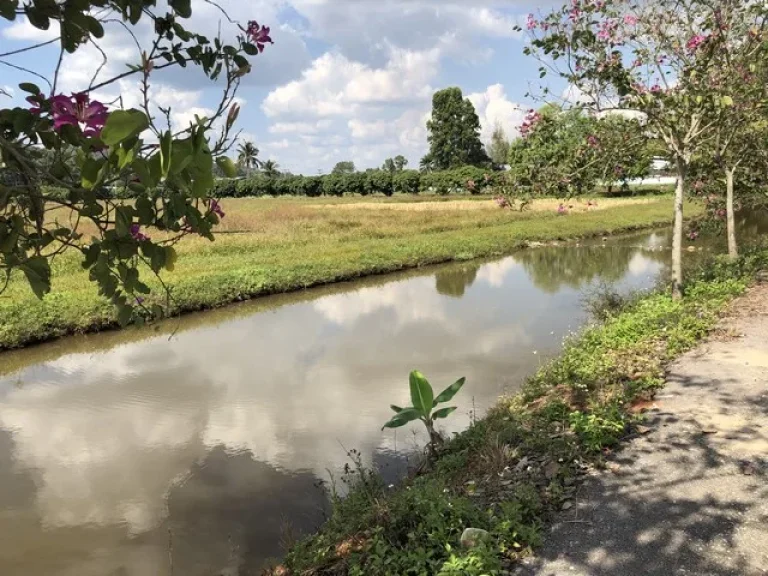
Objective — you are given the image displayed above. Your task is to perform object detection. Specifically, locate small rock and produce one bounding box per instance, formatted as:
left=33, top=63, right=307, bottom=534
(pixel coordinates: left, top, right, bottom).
left=635, top=425, right=652, bottom=435
left=514, top=457, right=529, bottom=472
left=561, top=501, right=573, bottom=511
left=460, top=528, right=490, bottom=549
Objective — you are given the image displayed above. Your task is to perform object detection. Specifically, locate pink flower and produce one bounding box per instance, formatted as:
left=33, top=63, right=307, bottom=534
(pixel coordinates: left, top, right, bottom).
left=624, top=15, right=638, bottom=26
left=686, top=34, right=708, bottom=52
left=597, top=19, right=618, bottom=42
left=526, top=13, right=537, bottom=30
left=495, top=196, right=509, bottom=208
left=246, top=21, right=273, bottom=52
left=49, top=93, right=108, bottom=137
left=520, top=109, right=542, bottom=138
left=557, top=203, right=568, bottom=215
left=650, top=84, right=662, bottom=94
left=587, top=135, right=600, bottom=148
left=209, top=199, right=225, bottom=218
left=130, top=224, right=149, bottom=242
left=569, top=7, right=581, bottom=21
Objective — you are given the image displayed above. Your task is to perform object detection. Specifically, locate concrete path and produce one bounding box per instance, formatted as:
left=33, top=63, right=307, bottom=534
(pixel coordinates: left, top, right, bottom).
left=515, top=284, right=768, bottom=576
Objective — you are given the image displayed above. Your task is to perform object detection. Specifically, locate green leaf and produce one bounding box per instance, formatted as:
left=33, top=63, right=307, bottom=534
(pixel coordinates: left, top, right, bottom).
left=80, top=157, right=103, bottom=190
left=164, top=247, right=177, bottom=272
left=216, top=156, right=238, bottom=178
left=20, top=257, right=51, bottom=299
left=169, top=0, right=192, bottom=18
left=409, top=370, right=434, bottom=418
left=382, top=408, right=421, bottom=430
left=721, top=96, right=734, bottom=107
left=160, top=131, right=172, bottom=177
left=432, top=407, right=457, bottom=420
left=390, top=405, right=404, bottom=413
left=18, top=82, right=40, bottom=95
left=115, top=205, right=134, bottom=237
left=117, top=304, right=133, bottom=326
left=101, top=110, right=149, bottom=146
left=433, top=377, right=466, bottom=406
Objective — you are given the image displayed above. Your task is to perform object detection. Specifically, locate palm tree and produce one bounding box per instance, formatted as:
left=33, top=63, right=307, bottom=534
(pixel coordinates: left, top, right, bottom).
left=262, top=159, right=280, bottom=178
left=237, top=141, right=262, bottom=176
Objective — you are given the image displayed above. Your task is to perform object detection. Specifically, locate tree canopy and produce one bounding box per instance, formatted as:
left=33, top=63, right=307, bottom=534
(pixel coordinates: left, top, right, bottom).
left=422, top=87, right=488, bottom=171
left=332, top=161, right=356, bottom=175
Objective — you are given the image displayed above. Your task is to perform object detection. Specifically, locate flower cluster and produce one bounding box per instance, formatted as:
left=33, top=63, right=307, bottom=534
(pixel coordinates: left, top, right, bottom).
left=597, top=19, right=619, bottom=43
left=495, top=196, right=510, bottom=209
left=624, top=14, right=639, bottom=26
left=130, top=224, right=149, bottom=242
left=246, top=21, right=273, bottom=52
left=557, top=203, right=568, bottom=215
left=526, top=13, right=538, bottom=30
left=687, top=230, right=699, bottom=241
left=209, top=199, right=225, bottom=218
left=520, top=109, right=542, bottom=138
left=686, top=34, right=708, bottom=53
left=29, top=92, right=108, bottom=137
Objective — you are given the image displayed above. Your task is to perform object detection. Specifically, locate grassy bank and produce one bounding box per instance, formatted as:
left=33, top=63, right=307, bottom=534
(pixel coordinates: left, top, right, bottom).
left=0, top=196, right=691, bottom=350
left=272, top=250, right=767, bottom=576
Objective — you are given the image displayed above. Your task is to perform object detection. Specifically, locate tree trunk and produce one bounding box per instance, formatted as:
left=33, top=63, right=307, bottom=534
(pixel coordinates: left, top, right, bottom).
left=725, top=167, right=738, bottom=260
left=671, top=158, right=686, bottom=300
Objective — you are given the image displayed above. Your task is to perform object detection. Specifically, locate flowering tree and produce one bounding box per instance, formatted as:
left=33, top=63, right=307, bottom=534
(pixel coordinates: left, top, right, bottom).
left=525, top=0, right=766, bottom=298
left=0, top=0, right=271, bottom=323
left=699, top=35, right=768, bottom=259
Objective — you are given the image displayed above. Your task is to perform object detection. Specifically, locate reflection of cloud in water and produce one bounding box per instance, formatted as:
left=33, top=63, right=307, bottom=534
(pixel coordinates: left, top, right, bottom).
left=628, top=252, right=657, bottom=277
left=312, top=277, right=447, bottom=326
left=476, top=257, right=520, bottom=287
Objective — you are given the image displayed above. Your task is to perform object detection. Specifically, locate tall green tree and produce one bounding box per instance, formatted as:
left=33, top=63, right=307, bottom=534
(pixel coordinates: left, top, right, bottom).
left=332, top=161, right=356, bottom=174
left=382, top=155, right=408, bottom=173
left=262, top=159, right=281, bottom=178
left=423, top=87, right=489, bottom=170
left=487, top=122, right=511, bottom=167
left=237, top=142, right=262, bottom=176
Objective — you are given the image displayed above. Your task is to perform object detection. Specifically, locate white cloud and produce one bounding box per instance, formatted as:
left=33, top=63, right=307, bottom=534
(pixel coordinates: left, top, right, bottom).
left=468, top=83, right=527, bottom=143
left=262, top=46, right=440, bottom=118
left=2, top=16, right=59, bottom=41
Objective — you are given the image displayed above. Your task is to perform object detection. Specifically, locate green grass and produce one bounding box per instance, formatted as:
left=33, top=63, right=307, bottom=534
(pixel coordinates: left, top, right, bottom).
left=0, top=196, right=695, bottom=350
left=274, top=249, right=768, bottom=576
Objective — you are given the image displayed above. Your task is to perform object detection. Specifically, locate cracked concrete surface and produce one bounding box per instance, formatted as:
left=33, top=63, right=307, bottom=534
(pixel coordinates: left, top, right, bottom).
left=515, top=284, right=768, bottom=576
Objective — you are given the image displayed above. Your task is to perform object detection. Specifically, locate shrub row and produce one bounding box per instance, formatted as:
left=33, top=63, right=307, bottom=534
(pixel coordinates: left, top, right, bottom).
left=212, top=167, right=503, bottom=198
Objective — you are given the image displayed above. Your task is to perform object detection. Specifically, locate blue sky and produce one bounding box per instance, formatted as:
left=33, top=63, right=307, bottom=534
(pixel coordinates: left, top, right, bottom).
left=0, top=1, right=563, bottom=174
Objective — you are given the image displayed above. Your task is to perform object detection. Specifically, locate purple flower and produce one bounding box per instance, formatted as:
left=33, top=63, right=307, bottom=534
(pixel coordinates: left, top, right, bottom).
left=526, top=13, right=538, bottom=31
left=135, top=296, right=145, bottom=305
left=687, top=231, right=699, bottom=241
left=130, top=224, right=149, bottom=242
left=650, top=84, right=662, bottom=94
left=209, top=199, right=225, bottom=218
left=49, top=93, right=108, bottom=137
left=557, top=203, right=568, bottom=215
left=246, top=21, right=273, bottom=52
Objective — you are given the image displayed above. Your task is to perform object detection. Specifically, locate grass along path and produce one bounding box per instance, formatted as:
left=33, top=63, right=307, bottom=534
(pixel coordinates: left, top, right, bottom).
left=274, top=250, right=768, bottom=576
left=0, top=196, right=694, bottom=350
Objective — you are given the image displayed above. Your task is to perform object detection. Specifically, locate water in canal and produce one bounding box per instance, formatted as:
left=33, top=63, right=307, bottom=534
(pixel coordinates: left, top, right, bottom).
left=0, top=219, right=764, bottom=575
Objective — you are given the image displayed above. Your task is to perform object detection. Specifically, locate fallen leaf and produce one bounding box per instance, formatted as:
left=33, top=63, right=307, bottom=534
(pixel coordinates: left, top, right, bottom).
left=636, top=425, right=652, bottom=435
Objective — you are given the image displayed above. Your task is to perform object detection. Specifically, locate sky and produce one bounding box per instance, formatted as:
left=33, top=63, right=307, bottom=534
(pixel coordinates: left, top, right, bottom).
left=0, top=0, right=564, bottom=174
